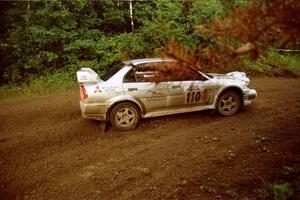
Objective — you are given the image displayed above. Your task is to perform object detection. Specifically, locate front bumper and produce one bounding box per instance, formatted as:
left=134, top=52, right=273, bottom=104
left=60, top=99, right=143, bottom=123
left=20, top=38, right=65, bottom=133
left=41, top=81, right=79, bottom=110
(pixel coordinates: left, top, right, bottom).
left=80, top=101, right=109, bottom=121
left=243, top=89, right=257, bottom=105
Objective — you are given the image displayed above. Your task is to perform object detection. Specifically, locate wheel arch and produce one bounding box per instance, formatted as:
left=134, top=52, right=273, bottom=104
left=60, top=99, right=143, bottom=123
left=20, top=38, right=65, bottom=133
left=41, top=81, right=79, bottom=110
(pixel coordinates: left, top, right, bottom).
left=215, top=86, right=244, bottom=107
left=106, top=98, right=145, bottom=121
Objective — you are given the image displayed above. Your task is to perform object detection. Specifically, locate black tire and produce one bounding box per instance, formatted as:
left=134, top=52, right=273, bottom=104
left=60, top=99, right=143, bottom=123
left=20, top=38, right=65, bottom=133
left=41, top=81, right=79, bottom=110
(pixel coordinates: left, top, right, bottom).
left=217, top=91, right=241, bottom=116
left=110, top=102, right=140, bottom=131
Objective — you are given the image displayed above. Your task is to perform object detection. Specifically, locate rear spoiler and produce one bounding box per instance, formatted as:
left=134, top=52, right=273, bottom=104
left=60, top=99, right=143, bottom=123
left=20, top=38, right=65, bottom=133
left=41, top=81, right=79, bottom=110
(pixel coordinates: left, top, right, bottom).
left=76, top=68, right=102, bottom=83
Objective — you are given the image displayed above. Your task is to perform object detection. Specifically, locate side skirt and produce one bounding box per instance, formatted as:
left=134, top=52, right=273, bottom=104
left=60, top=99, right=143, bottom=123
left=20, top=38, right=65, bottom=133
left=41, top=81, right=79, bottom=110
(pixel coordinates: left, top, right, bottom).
left=142, top=105, right=215, bottom=118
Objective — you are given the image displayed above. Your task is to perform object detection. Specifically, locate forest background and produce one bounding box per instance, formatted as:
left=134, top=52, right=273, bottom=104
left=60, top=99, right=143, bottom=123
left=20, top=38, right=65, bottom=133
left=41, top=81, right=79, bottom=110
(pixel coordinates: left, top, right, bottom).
left=0, top=0, right=299, bottom=95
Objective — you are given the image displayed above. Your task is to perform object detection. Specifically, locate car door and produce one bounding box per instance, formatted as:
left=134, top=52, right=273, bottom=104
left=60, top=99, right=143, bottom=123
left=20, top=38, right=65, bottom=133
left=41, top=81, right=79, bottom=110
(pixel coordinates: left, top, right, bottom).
left=167, top=68, right=214, bottom=109
left=122, top=66, right=169, bottom=113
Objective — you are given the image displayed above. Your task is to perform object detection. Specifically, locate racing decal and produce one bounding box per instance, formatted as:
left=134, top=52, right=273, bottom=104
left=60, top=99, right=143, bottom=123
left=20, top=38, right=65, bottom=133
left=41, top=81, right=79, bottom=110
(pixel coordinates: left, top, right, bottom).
left=201, top=89, right=214, bottom=104
left=102, top=86, right=118, bottom=92
left=93, top=86, right=102, bottom=93
left=186, top=90, right=201, bottom=103
left=186, top=88, right=213, bottom=104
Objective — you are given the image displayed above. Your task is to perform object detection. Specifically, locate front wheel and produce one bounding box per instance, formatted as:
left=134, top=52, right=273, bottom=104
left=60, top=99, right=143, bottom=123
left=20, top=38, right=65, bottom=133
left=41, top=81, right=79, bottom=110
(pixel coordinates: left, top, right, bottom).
left=110, top=102, right=140, bottom=131
left=217, top=91, right=241, bottom=116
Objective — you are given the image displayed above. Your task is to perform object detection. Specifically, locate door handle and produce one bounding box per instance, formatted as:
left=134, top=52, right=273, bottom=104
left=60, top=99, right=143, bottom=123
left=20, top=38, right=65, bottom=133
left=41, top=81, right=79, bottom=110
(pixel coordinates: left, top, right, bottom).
left=172, top=85, right=181, bottom=89
left=149, top=91, right=162, bottom=95
left=128, top=88, right=138, bottom=91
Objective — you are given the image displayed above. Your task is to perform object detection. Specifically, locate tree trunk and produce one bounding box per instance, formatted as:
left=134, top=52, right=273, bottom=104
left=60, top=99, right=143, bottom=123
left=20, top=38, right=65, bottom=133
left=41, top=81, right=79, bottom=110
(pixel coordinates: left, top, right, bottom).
left=129, top=0, right=134, bottom=32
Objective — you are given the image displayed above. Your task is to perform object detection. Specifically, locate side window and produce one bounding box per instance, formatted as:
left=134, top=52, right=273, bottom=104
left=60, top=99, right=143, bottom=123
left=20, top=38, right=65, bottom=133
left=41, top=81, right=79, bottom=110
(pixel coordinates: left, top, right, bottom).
left=123, top=70, right=136, bottom=83
left=180, top=67, right=207, bottom=81
left=123, top=67, right=158, bottom=83
left=147, top=61, right=207, bottom=82
left=159, top=63, right=207, bottom=82
left=180, top=68, right=200, bottom=81
left=135, top=70, right=157, bottom=82
left=123, top=62, right=208, bottom=83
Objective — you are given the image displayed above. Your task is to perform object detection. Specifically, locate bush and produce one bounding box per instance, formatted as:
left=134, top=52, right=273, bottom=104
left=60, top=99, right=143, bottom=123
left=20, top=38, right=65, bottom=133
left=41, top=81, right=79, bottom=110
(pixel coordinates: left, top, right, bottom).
left=244, top=49, right=300, bottom=74
left=0, top=70, right=75, bottom=99
left=187, top=0, right=223, bottom=24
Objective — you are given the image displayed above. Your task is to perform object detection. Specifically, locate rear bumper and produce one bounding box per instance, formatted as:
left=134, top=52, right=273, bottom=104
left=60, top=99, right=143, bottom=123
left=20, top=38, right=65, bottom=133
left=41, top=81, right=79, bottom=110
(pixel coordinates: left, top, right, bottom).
left=80, top=101, right=109, bottom=121
left=243, top=89, right=257, bottom=105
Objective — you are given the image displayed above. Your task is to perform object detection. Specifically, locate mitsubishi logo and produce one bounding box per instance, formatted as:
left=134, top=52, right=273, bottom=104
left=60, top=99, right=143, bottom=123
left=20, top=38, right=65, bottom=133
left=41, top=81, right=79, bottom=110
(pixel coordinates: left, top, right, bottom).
left=93, top=86, right=102, bottom=93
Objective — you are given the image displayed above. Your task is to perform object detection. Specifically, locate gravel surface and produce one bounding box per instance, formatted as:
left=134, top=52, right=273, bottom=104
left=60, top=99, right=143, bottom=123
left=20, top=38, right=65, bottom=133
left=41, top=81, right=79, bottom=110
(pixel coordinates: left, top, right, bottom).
left=0, top=77, right=299, bottom=200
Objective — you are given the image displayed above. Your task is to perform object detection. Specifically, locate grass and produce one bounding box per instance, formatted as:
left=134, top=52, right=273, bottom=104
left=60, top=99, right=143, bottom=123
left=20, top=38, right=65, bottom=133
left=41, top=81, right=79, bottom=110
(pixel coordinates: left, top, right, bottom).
left=272, top=183, right=293, bottom=200
left=0, top=71, right=77, bottom=100
left=254, top=134, right=274, bottom=144
left=254, top=165, right=300, bottom=200
left=244, top=49, right=300, bottom=74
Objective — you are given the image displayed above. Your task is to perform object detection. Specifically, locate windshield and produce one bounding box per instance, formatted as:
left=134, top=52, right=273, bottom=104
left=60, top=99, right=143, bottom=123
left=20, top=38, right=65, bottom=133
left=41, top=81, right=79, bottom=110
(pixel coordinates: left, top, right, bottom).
left=101, top=63, right=125, bottom=81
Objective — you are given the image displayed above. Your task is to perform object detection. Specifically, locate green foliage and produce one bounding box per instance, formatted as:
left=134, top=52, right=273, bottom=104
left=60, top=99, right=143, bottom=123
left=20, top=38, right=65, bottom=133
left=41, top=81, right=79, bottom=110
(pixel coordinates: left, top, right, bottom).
left=29, top=70, right=74, bottom=86
left=222, top=0, right=249, bottom=11
left=2, top=0, right=296, bottom=91
left=0, top=70, right=75, bottom=99
left=0, top=0, right=227, bottom=86
left=254, top=134, right=273, bottom=144
left=267, top=50, right=300, bottom=73
left=282, top=166, right=297, bottom=177
left=114, top=33, right=151, bottom=58
left=254, top=165, right=300, bottom=200
left=140, top=0, right=184, bottom=47
left=272, top=183, right=293, bottom=200
left=133, top=2, right=155, bottom=24
left=244, top=49, right=300, bottom=73
left=187, top=0, right=224, bottom=24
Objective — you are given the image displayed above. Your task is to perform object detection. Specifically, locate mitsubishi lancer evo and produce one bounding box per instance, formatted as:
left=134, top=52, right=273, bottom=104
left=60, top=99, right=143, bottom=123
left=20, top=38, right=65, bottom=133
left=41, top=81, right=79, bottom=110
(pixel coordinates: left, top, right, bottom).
left=76, top=58, right=257, bottom=131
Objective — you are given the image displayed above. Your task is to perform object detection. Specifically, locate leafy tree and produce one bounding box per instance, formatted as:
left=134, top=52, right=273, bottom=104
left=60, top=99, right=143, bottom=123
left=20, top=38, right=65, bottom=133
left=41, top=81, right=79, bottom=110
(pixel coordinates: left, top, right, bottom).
left=221, top=0, right=249, bottom=11
left=1, top=0, right=297, bottom=86
left=187, top=0, right=224, bottom=25
left=158, top=0, right=300, bottom=80
left=139, top=0, right=184, bottom=47
left=0, top=0, right=134, bottom=83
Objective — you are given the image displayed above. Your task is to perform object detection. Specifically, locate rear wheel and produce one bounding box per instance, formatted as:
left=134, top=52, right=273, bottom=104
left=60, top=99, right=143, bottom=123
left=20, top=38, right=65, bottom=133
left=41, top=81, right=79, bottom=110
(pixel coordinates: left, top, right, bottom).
left=110, top=102, right=140, bottom=131
left=217, top=91, right=241, bottom=116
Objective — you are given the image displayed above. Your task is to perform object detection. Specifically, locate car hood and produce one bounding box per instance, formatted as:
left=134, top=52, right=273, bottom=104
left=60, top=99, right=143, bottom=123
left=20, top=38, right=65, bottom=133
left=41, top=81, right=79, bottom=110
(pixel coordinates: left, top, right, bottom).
left=207, top=71, right=250, bottom=83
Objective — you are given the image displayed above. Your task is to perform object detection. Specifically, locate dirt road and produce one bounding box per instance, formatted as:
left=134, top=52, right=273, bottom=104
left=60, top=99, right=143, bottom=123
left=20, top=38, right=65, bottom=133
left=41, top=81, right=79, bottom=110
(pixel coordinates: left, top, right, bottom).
left=0, top=77, right=299, bottom=200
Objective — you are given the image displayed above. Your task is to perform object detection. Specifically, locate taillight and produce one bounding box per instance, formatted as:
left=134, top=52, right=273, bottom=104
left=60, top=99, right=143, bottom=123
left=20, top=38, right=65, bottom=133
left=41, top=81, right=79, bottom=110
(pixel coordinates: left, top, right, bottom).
left=80, top=84, right=88, bottom=100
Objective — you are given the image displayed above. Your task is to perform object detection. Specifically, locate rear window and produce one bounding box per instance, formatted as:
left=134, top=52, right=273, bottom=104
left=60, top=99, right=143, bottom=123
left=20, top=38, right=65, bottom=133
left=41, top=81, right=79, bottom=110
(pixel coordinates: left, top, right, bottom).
left=101, top=63, right=124, bottom=81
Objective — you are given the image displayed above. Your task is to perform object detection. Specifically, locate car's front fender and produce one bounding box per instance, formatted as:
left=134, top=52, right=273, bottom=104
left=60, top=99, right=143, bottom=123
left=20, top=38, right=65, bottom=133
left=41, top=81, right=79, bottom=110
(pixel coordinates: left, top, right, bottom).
left=213, top=86, right=244, bottom=107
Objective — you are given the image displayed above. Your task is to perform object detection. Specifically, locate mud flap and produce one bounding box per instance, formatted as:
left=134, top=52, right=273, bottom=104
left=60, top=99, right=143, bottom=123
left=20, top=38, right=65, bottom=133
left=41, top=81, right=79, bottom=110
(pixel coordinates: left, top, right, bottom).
left=99, top=121, right=108, bottom=132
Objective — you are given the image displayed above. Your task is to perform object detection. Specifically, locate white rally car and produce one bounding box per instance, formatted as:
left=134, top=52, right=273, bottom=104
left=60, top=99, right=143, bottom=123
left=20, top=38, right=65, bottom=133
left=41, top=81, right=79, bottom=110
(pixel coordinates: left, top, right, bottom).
left=76, top=58, right=257, bottom=131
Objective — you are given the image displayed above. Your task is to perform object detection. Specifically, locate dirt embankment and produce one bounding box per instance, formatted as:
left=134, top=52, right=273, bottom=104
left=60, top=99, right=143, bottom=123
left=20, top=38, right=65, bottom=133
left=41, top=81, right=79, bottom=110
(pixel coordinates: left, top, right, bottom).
left=0, top=77, right=300, bottom=200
